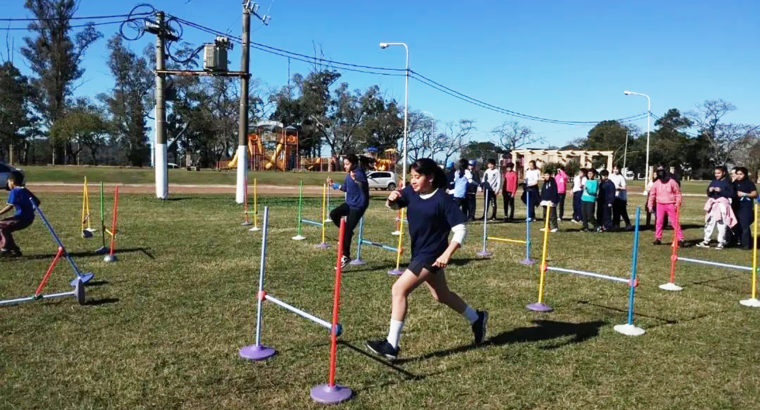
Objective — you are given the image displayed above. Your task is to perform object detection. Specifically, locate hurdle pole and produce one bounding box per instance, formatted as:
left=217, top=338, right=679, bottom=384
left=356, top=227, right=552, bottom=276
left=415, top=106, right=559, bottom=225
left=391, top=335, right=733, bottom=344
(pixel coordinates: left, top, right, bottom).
left=740, top=201, right=760, bottom=307
left=316, top=183, right=329, bottom=249
left=310, top=217, right=353, bottom=404
left=241, top=181, right=251, bottom=226
left=104, top=185, right=119, bottom=263
left=32, top=199, right=94, bottom=286
left=526, top=206, right=552, bottom=312
left=95, top=182, right=108, bottom=254
left=324, top=183, right=332, bottom=223
left=249, top=178, right=260, bottom=232
left=292, top=181, right=306, bottom=240
left=614, top=207, right=646, bottom=336
left=81, top=176, right=94, bottom=237
left=521, top=191, right=535, bottom=265
left=349, top=217, right=366, bottom=265
left=477, top=189, right=492, bottom=257
left=34, top=247, right=64, bottom=297
left=388, top=208, right=405, bottom=275
left=660, top=205, right=683, bottom=291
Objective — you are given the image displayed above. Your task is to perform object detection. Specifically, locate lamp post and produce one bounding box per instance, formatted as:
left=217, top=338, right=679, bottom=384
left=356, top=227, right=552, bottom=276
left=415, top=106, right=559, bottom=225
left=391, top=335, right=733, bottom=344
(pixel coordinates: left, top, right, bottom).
left=379, top=42, right=409, bottom=186
left=624, top=90, right=651, bottom=190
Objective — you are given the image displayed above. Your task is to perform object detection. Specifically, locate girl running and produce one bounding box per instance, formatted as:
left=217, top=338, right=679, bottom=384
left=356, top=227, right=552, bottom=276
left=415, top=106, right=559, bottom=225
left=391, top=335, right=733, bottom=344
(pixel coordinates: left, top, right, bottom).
left=366, top=158, right=487, bottom=360
left=327, top=154, right=372, bottom=267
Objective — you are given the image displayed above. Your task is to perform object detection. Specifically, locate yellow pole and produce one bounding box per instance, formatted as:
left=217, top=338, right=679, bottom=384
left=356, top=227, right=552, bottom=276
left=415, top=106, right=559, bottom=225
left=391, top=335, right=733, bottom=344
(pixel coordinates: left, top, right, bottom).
left=252, top=178, right=258, bottom=229
left=752, top=202, right=758, bottom=299
left=393, top=208, right=406, bottom=271
left=81, top=176, right=91, bottom=231
left=537, top=206, right=551, bottom=304
left=321, top=183, right=327, bottom=244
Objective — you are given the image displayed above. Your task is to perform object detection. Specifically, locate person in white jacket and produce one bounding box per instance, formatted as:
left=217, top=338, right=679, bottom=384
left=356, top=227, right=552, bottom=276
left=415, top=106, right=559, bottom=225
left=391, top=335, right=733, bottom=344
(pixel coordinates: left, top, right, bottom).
left=480, top=158, right=502, bottom=220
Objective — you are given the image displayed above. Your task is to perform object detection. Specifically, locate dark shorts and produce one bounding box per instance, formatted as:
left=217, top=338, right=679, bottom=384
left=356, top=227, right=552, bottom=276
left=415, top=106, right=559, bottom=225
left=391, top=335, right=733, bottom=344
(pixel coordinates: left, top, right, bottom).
left=408, top=259, right=442, bottom=275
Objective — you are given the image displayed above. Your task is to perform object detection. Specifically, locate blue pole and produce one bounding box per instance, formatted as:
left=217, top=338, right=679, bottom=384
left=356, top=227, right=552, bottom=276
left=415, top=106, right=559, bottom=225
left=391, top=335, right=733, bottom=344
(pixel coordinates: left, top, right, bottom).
left=627, top=207, right=641, bottom=325
left=354, top=217, right=364, bottom=261
left=255, top=206, right=269, bottom=346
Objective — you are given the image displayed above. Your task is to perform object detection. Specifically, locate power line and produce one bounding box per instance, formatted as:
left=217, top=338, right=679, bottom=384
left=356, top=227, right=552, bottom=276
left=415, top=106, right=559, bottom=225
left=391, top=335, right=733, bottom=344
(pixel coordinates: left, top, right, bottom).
left=0, top=12, right=151, bottom=22
left=0, top=20, right=128, bottom=31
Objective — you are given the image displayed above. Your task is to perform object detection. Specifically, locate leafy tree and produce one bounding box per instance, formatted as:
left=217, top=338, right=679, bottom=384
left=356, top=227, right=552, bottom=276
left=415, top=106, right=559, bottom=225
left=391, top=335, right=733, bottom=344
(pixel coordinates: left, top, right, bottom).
left=21, top=0, right=101, bottom=164
left=355, top=85, right=402, bottom=152
left=0, top=62, right=35, bottom=163
left=49, top=98, right=108, bottom=164
left=460, top=141, right=505, bottom=164
left=649, top=108, right=693, bottom=169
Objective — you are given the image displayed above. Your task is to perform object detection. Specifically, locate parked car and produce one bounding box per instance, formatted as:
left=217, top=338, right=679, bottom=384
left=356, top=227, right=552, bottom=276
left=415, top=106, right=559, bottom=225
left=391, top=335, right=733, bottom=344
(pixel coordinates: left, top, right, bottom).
left=0, top=162, right=20, bottom=189
left=367, top=171, right=397, bottom=190
left=167, top=162, right=179, bottom=169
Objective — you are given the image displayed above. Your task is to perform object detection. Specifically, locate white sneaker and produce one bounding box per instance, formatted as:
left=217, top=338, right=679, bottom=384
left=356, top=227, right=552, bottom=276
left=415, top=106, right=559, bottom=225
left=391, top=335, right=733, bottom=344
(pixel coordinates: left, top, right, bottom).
left=550, top=228, right=558, bottom=233
left=696, top=241, right=710, bottom=248
left=540, top=228, right=546, bottom=232
left=715, top=243, right=725, bottom=250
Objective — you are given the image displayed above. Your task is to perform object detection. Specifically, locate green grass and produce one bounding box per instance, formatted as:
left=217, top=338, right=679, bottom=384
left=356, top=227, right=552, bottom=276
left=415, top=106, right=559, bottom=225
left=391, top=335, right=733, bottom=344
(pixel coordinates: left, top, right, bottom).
left=1, top=192, right=759, bottom=409
left=20, top=165, right=345, bottom=186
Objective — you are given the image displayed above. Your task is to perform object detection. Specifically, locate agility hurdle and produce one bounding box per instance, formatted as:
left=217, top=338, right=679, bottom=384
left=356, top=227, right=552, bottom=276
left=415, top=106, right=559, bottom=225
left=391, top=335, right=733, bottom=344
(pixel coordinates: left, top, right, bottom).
left=292, top=181, right=330, bottom=247
left=527, top=206, right=645, bottom=336
left=349, top=214, right=405, bottom=275
left=239, top=207, right=353, bottom=404
left=241, top=178, right=260, bottom=231
left=661, top=202, right=760, bottom=307
left=34, top=199, right=95, bottom=287
left=476, top=189, right=535, bottom=265
left=80, top=177, right=96, bottom=238
left=102, top=185, right=119, bottom=263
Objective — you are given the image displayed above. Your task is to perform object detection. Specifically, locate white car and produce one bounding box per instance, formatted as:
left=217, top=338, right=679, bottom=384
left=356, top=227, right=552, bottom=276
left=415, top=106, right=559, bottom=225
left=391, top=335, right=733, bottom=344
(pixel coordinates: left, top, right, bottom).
left=367, top=171, right=398, bottom=190
left=0, top=162, right=20, bottom=189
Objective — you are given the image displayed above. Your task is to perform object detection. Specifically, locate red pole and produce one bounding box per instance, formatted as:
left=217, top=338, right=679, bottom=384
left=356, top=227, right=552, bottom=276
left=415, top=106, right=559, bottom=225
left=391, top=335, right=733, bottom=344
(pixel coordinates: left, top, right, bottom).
left=327, top=218, right=346, bottom=387
left=35, top=247, right=64, bottom=297
left=108, top=186, right=119, bottom=258
left=668, top=206, right=681, bottom=284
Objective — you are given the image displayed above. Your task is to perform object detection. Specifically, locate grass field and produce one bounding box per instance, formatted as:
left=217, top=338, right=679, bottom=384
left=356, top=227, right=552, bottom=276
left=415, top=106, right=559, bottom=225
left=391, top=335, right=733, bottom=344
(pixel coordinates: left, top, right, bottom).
left=1, top=190, right=759, bottom=409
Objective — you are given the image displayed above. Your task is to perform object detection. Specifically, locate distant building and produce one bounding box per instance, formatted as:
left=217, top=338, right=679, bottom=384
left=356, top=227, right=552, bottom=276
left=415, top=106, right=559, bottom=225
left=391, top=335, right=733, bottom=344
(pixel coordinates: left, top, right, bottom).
left=509, top=149, right=614, bottom=173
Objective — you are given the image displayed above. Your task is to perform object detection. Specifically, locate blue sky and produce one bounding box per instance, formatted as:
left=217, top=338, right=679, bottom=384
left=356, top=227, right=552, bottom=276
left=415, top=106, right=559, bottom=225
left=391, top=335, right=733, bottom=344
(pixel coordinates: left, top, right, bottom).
left=2, top=0, right=758, bottom=148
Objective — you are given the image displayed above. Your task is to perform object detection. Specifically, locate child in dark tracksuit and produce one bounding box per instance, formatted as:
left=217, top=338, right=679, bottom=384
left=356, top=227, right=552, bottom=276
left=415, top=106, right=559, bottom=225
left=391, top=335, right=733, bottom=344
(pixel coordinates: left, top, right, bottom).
left=731, top=167, right=758, bottom=250
left=598, top=170, right=616, bottom=232
left=328, top=154, right=371, bottom=267
left=539, top=171, right=560, bottom=231
left=0, top=171, right=37, bottom=257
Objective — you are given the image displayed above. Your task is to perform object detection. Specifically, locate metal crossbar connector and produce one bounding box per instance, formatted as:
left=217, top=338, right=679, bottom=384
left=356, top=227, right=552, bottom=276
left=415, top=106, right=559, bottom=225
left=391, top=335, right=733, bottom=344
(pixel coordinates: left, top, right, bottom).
left=677, top=257, right=752, bottom=272
left=547, top=266, right=631, bottom=284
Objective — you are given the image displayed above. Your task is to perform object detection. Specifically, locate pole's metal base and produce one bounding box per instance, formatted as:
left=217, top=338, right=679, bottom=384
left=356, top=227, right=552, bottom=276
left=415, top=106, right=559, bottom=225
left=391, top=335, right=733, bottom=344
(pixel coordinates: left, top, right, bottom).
left=391, top=231, right=401, bottom=236
left=70, top=272, right=94, bottom=288
left=310, top=384, right=353, bottom=404
left=659, top=282, right=683, bottom=291
left=82, top=229, right=94, bottom=239
left=477, top=250, right=493, bottom=258
left=613, top=324, right=645, bottom=336
left=292, top=235, right=306, bottom=241
left=249, top=226, right=260, bottom=232
left=388, top=268, right=404, bottom=276
left=526, top=302, right=553, bottom=312
left=239, top=344, right=276, bottom=361
left=739, top=298, right=760, bottom=307
left=75, top=279, right=86, bottom=305
left=349, top=259, right=366, bottom=266
left=315, top=242, right=330, bottom=249
left=241, top=221, right=252, bottom=226
left=520, top=258, right=536, bottom=266
left=104, top=254, right=117, bottom=263
left=94, top=246, right=108, bottom=255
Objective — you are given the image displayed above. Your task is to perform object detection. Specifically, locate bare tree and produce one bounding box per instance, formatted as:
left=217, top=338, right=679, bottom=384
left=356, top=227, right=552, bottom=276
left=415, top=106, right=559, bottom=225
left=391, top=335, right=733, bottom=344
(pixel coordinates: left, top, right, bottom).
left=404, top=111, right=436, bottom=161
left=491, top=120, right=542, bottom=151
left=691, top=100, right=758, bottom=165
left=439, top=119, right=474, bottom=164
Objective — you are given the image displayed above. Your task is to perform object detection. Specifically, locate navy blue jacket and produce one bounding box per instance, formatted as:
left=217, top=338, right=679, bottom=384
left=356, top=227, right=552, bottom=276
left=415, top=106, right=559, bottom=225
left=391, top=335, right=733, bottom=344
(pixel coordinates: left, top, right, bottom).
left=540, top=177, right=560, bottom=204
left=599, top=179, right=616, bottom=205
left=707, top=178, right=734, bottom=199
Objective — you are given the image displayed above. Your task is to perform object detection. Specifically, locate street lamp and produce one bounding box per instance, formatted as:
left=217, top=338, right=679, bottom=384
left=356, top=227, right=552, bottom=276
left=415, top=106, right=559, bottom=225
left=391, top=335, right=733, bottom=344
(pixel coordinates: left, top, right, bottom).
left=379, top=42, right=409, bottom=186
left=624, top=90, right=651, bottom=190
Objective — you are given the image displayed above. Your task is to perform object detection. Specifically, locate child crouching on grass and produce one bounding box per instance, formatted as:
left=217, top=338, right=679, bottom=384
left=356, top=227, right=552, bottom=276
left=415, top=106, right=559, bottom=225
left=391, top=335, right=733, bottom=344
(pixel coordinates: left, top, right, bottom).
left=1, top=171, right=39, bottom=258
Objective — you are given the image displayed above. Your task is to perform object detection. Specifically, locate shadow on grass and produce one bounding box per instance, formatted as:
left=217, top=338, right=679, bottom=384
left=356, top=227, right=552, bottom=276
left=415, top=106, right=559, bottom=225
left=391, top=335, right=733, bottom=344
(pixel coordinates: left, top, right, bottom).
left=24, top=247, right=154, bottom=260
left=576, top=300, right=734, bottom=329
left=395, top=319, right=605, bottom=364
left=85, top=297, right=120, bottom=306
left=83, top=280, right=109, bottom=287
left=339, top=341, right=423, bottom=381
left=449, top=257, right=490, bottom=267
left=161, top=197, right=193, bottom=202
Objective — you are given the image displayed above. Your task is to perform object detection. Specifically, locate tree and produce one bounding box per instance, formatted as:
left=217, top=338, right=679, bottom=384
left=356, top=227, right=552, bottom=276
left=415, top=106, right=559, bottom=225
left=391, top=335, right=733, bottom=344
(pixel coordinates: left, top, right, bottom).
left=460, top=141, right=505, bottom=163
left=439, top=119, right=474, bottom=164
left=491, top=121, right=541, bottom=152
left=355, top=85, right=402, bottom=151
left=21, top=0, right=101, bottom=164
left=0, top=62, right=34, bottom=163
left=649, top=108, right=693, bottom=169
left=49, top=98, right=108, bottom=164
left=100, top=36, right=152, bottom=166
left=691, top=99, right=757, bottom=166
left=405, top=111, right=436, bottom=161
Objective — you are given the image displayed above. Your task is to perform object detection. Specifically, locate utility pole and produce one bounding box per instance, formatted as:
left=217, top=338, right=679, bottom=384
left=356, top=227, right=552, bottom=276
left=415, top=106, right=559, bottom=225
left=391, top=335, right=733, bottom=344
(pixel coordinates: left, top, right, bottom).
left=154, top=11, right=168, bottom=200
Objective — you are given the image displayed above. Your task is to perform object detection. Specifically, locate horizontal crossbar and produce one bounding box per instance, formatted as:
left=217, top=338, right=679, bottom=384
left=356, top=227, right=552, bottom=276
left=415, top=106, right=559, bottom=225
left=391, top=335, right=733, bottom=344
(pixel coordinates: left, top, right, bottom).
left=360, top=240, right=398, bottom=252
left=301, top=219, right=324, bottom=227
left=487, top=236, right=526, bottom=245
left=677, top=257, right=752, bottom=271
left=547, top=266, right=630, bottom=284
left=0, top=290, right=76, bottom=306
left=265, top=294, right=333, bottom=330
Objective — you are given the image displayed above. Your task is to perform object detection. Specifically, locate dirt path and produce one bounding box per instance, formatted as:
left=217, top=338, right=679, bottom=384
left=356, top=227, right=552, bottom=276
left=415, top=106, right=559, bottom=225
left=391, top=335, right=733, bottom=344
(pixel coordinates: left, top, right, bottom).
left=27, top=182, right=392, bottom=196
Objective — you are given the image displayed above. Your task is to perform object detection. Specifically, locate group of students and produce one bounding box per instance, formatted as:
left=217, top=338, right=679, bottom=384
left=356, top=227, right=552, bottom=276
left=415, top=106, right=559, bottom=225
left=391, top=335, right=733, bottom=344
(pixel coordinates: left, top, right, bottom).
left=571, top=166, right=634, bottom=233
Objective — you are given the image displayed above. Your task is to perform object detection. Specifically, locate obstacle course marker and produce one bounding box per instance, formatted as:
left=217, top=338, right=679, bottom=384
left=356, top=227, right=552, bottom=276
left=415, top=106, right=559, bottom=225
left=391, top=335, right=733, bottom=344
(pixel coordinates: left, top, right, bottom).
left=477, top=189, right=534, bottom=265
left=103, top=185, right=119, bottom=263
left=81, top=177, right=95, bottom=238
left=349, top=215, right=404, bottom=275
left=527, top=206, right=645, bottom=336
left=0, top=246, right=86, bottom=307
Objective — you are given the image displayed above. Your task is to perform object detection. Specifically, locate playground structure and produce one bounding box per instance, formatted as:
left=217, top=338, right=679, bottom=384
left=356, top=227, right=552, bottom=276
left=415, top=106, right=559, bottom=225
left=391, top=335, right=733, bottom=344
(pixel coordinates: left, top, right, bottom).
left=239, top=207, right=353, bottom=404
left=291, top=181, right=331, bottom=248
left=227, top=121, right=299, bottom=171
left=476, top=189, right=535, bottom=265
left=349, top=212, right=405, bottom=275
left=661, top=202, right=759, bottom=308
left=366, top=147, right=398, bottom=172
left=527, top=206, right=645, bottom=336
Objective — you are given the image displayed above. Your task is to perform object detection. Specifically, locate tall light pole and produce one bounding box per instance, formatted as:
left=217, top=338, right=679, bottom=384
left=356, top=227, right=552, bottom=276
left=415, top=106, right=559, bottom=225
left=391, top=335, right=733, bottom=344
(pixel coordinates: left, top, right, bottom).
left=624, top=90, right=651, bottom=190
left=379, top=42, right=409, bottom=186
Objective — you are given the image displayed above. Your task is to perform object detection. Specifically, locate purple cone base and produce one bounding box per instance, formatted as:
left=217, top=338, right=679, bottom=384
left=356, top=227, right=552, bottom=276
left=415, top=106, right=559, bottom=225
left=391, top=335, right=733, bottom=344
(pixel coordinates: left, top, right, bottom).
left=239, top=344, right=276, bottom=361
left=388, top=268, right=403, bottom=276
left=241, top=221, right=253, bottom=226
left=477, top=250, right=493, bottom=258
left=526, top=302, right=553, bottom=312
left=70, top=272, right=94, bottom=288
left=310, top=384, right=353, bottom=404
left=349, top=259, right=366, bottom=266
left=315, top=242, right=330, bottom=249
left=520, top=258, right=536, bottom=266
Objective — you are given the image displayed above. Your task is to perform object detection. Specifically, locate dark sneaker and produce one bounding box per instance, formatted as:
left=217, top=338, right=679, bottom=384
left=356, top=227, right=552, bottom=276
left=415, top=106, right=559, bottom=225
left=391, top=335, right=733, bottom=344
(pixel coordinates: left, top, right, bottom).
left=472, top=310, right=488, bottom=345
left=366, top=339, right=399, bottom=360
left=678, top=240, right=686, bottom=248
left=653, top=239, right=662, bottom=245
left=0, top=248, right=21, bottom=258
left=335, top=255, right=350, bottom=270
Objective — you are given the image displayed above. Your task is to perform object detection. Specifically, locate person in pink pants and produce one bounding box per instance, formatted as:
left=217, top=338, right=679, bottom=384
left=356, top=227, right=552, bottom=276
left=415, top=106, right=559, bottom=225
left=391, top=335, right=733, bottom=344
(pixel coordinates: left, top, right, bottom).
left=646, top=168, right=684, bottom=247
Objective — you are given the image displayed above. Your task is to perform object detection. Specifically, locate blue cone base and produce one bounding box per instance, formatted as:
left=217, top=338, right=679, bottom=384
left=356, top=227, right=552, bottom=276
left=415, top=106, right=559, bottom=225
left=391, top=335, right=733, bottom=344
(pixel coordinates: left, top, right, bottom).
left=520, top=258, right=536, bottom=266
left=239, top=344, right=276, bottom=361
left=315, top=243, right=330, bottom=249
left=310, top=384, right=353, bottom=404
left=349, top=259, right=366, bottom=266
left=526, top=302, right=553, bottom=312
left=71, top=272, right=94, bottom=287
left=388, top=268, right=403, bottom=276
left=477, top=251, right=492, bottom=258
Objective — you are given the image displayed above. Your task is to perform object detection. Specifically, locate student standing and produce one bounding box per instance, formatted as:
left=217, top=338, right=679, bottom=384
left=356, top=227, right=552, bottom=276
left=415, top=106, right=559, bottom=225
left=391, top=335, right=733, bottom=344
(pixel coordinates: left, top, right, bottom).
left=480, top=159, right=501, bottom=221
left=581, top=169, right=599, bottom=232
left=647, top=168, right=684, bottom=246
left=327, top=154, right=372, bottom=267
left=466, top=160, right=480, bottom=221
left=522, top=160, right=541, bottom=221
left=539, top=170, right=560, bottom=232
left=450, top=159, right=472, bottom=216
left=554, top=165, right=569, bottom=221
left=731, top=167, right=758, bottom=250
left=502, top=163, right=518, bottom=221
left=696, top=165, right=735, bottom=249
left=571, top=168, right=586, bottom=223
left=365, top=158, right=487, bottom=360
left=609, top=166, right=632, bottom=230
left=598, top=170, right=616, bottom=232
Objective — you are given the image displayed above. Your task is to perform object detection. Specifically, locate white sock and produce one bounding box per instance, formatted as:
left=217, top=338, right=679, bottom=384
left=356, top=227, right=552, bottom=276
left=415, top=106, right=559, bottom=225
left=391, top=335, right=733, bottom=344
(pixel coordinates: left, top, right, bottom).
left=463, top=306, right=479, bottom=324
left=386, top=319, right=404, bottom=348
